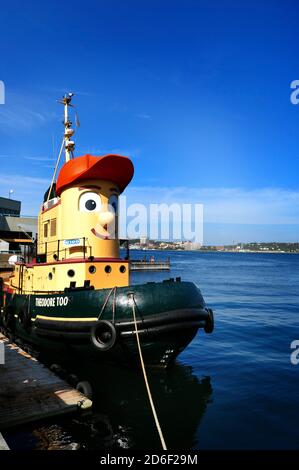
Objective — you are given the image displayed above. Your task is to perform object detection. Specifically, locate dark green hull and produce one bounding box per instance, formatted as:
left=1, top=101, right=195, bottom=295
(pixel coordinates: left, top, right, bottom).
left=0, top=280, right=214, bottom=368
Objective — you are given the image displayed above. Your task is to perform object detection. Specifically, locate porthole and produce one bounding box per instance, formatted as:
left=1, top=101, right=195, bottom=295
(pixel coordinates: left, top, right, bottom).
left=89, top=265, right=96, bottom=274
left=105, top=265, right=112, bottom=274
left=67, top=269, right=75, bottom=277
left=48, top=273, right=53, bottom=280
left=119, top=265, right=126, bottom=273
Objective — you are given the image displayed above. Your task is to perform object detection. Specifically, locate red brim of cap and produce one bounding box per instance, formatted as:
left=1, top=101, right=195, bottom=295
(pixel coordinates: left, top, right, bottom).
left=56, top=154, right=134, bottom=195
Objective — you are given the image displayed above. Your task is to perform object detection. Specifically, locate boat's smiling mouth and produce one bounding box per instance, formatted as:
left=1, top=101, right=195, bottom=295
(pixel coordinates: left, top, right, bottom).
left=91, top=227, right=110, bottom=240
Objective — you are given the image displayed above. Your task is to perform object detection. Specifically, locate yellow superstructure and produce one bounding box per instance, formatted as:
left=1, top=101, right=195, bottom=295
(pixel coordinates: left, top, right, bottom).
left=10, top=178, right=130, bottom=293
left=38, top=179, right=120, bottom=262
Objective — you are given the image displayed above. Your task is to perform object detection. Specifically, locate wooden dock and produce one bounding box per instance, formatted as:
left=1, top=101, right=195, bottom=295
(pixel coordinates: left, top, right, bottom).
left=0, top=432, right=9, bottom=450
left=0, top=333, right=92, bottom=431
left=130, top=258, right=170, bottom=271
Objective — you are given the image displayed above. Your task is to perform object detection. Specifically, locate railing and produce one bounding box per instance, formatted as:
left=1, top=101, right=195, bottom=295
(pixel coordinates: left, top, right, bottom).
left=130, top=257, right=170, bottom=271
left=42, top=198, right=59, bottom=212
left=36, top=237, right=92, bottom=262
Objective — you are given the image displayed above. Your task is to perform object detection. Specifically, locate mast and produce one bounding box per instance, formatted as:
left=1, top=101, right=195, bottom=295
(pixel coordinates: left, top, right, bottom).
left=46, top=93, right=76, bottom=203
left=59, top=93, right=75, bottom=162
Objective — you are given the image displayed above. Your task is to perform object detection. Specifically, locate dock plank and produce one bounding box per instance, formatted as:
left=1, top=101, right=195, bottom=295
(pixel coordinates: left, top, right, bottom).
left=0, top=432, right=9, bottom=450
left=0, top=333, right=92, bottom=430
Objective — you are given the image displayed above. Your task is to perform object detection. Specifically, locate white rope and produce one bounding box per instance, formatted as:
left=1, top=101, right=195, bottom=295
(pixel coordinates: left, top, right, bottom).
left=46, top=138, right=65, bottom=203
left=98, top=286, right=116, bottom=320
left=130, top=294, right=167, bottom=450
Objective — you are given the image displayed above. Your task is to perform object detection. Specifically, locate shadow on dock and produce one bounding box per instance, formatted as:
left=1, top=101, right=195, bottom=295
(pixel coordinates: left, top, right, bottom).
left=0, top=333, right=92, bottom=442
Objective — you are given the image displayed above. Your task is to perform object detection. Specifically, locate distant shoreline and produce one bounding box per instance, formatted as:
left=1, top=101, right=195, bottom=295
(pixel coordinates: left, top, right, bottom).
left=198, top=250, right=299, bottom=254
left=130, top=248, right=299, bottom=255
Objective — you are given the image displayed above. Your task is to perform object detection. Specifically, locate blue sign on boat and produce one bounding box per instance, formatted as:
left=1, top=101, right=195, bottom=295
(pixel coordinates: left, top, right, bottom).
left=63, top=238, right=81, bottom=247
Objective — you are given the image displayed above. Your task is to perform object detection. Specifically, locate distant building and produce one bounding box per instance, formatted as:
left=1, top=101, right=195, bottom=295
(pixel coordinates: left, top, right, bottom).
left=0, top=239, right=9, bottom=252
left=0, top=196, right=21, bottom=216
left=215, top=245, right=225, bottom=251
left=0, top=196, right=37, bottom=253
left=140, top=235, right=149, bottom=246
left=184, top=242, right=202, bottom=251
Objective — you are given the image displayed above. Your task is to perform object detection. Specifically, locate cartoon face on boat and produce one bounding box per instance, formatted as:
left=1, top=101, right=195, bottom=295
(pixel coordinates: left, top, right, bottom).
left=77, top=179, right=119, bottom=240
left=55, top=154, right=134, bottom=258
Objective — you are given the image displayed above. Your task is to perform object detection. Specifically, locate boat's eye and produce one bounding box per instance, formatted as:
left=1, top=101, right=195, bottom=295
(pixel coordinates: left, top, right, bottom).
left=79, top=192, right=102, bottom=212
left=108, top=194, right=118, bottom=214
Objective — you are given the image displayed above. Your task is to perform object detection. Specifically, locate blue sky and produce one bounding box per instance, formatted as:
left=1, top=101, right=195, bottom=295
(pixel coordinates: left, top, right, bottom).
left=0, top=0, right=299, bottom=244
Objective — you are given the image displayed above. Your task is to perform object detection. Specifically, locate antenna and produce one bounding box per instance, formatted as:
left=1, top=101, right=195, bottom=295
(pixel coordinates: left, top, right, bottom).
left=75, top=111, right=80, bottom=128
left=58, top=92, right=76, bottom=162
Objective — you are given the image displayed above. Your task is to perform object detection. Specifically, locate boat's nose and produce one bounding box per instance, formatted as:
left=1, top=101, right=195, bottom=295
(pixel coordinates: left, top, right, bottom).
left=98, top=211, right=114, bottom=227
left=92, top=211, right=116, bottom=238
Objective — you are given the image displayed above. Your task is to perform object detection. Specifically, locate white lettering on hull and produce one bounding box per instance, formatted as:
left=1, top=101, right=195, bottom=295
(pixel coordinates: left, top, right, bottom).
left=35, top=297, right=69, bottom=307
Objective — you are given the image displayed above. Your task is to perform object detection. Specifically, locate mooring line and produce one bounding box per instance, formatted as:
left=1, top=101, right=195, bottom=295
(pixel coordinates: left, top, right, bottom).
left=112, top=286, right=117, bottom=323
left=98, top=286, right=116, bottom=320
left=129, top=293, right=167, bottom=450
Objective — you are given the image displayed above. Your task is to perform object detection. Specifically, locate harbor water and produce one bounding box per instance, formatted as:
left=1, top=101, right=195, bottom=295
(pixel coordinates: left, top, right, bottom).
left=4, top=251, right=299, bottom=450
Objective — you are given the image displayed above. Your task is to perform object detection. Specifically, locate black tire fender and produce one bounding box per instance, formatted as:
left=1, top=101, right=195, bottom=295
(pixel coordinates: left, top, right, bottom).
left=91, top=320, right=117, bottom=351
left=76, top=380, right=93, bottom=399
left=204, top=308, right=214, bottom=334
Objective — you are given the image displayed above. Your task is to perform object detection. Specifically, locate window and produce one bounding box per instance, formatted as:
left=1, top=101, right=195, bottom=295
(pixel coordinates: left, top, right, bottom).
left=50, top=218, right=57, bottom=237
left=44, top=222, right=48, bottom=238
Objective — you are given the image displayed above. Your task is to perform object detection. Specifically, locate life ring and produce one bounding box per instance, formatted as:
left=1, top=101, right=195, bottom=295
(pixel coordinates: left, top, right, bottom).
left=76, top=380, right=93, bottom=399
left=204, top=308, right=214, bottom=334
left=91, top=320, right=117, bottom=351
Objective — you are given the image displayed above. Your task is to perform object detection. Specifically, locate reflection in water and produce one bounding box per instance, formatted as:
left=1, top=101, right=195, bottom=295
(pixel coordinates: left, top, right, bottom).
left=71, top=361, right=213, bottom=450
left=5, top=361, right=213, bottom=450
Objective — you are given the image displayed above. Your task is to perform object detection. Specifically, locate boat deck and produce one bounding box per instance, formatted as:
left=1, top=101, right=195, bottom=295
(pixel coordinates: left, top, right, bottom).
left=0, top=333, right=92, bottom=431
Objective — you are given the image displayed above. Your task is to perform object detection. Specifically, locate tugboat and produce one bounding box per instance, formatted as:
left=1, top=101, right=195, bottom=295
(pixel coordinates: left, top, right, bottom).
left=0, top=94, right=214, bottom=368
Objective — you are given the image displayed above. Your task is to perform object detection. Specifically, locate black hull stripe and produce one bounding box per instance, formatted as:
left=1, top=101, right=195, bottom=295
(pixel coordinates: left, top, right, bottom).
left=34, top=308, right=208, bottom=331
left=35, top=320, right=205, bottom=340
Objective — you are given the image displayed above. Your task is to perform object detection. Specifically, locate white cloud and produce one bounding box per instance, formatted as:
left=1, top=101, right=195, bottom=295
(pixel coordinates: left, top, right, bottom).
left=0, top=90, right=59, bottom=133
left=0, top=174, right=50, bottom=215
left=1, top=171, right=298, bottom=229
left=76, top=147, right=141, bottom=158
left=136, top=113, right=151, bottom=120
left=24, top=156, right=55, bottom=162
left=126, top=186, right=299, bottom=225
left=0, top=106, right=48, bottom=131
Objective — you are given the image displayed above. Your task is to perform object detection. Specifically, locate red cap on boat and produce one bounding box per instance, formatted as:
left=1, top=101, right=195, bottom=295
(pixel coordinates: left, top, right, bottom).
left=56, top=154, right=134, bottom=195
